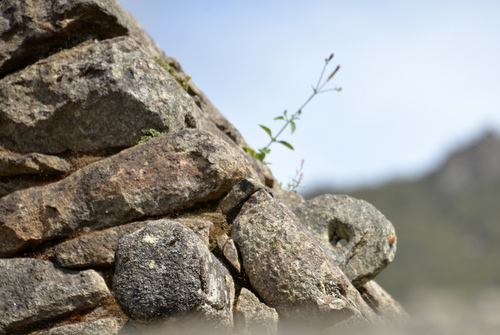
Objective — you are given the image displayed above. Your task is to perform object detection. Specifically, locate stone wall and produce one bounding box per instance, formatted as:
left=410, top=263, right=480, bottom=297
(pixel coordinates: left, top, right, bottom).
left=0, top=1, right=408, bottom=334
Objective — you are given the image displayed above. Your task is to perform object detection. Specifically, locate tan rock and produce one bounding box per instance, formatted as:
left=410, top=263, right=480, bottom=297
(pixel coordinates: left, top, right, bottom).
left=0, top=129, right=258, bottom=257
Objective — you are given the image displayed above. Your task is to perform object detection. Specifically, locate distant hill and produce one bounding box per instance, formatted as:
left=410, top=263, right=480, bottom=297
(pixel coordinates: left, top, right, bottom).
left=305, top=130, right=500, bottom=302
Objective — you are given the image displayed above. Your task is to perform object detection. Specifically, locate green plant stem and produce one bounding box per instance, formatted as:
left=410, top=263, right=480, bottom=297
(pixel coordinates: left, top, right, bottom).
left=262, top=59, right=340, bottom=151
left=243, top=53, right=341, bottom=167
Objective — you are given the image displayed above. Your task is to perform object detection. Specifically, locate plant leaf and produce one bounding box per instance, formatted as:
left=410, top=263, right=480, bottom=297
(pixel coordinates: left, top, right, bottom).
left=274, top=116, right=284, bottom=120
left=278, top=141, right=294, bottom=150
left=259, top=125, right=273, bottom=138
left=259, top=147, right=271, bottom=155
left=290, top=121, right=296, bottom=133
left=243, top=147, right=256, bottom=156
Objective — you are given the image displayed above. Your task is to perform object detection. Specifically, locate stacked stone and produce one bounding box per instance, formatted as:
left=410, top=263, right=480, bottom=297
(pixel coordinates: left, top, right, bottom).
left=0, top=1, right=408, bottom=334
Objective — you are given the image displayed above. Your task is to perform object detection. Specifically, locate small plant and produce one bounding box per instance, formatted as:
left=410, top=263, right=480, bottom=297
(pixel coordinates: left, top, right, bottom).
left=152, top=56, right=191, bottom=91
left=243, top=54, right=341, bottom=165
left=137, top=129, right=165, bottom=144
left=285, top=159, right=305, bottom=193
left=244, top=54, right=341, bottom=191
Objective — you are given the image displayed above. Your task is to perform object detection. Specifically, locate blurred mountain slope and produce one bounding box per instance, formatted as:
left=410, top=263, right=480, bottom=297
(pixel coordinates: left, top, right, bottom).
left=305, top=130, right=500, bottom=302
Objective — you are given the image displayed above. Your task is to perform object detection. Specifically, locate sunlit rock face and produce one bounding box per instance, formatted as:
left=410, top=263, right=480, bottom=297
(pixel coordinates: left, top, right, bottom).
left=293, top=194, right=397, bottom=287
left=0, top=0, right=406, bottom=333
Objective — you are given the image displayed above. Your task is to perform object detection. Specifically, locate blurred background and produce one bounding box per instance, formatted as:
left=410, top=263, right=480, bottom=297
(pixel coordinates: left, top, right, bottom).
left=119, top=1, right=500, bottom=332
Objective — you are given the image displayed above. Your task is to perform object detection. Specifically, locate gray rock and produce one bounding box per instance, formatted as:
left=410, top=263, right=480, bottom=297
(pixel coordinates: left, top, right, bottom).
left=271, top=187, right=305, bottom=208
left=234, top=288, right=278, bottom=335
left=357, top=280, right=410, bottom=325
left=113, top=219, right=234, bottom=332
left=0, top=0, right=167, bottom=76
left=216, top=234, right=241, bottom=273
left=173, top=218, right=213, bottom=247
left=55, top=221, right=149, bottom=268
left=293, top=194, right=397, bottom=287
left=116, top=321, right=140, bottom=335
left=40, top=318, right=122, bottom=335
left=55, top=218, right=212, bottom=268
left=0, top=258, right=110, bottom=334
left=160, top=61, right=275, bottom=187
left=0, top=152, right=70, bottom=176
left=0, top=0, right=272, bottom=186
left=231, top=189, right=377, bottom=330
left=0, top=36, right=198, bottom=154
left=219, top=178, right=263, bottom=215
left=0, top=129, right=258, bottom=257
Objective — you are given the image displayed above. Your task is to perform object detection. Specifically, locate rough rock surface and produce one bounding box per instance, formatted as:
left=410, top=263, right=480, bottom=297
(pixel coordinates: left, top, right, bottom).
left=293, top=194, right=397, bottom=287
left=358, top=280, right=410, bottom=324
left=216, top=234, right=241, bottom=273
left=40, top=318, right=122, bottom=335
left=232, top=189, right=377, bottom=328
left=55, top=218, right=213, bottom=268
left=234, top=288, right=279, bottom=335
left=173, top=218, right=213, bottom=247
left=0, top=0, right=408, bottom=333
left=0, top=36, right=199, bottom=154
left=0, top=0, right=167, bottom=76
left=0, top=152, right=70, bottom=176
left=219, top=178, right=263, bottom=215
left=0, top=258, right=110, bottom=334
left=0, top=129, right=257, bottom=257
left=55, top=221, right=148, bottom=268
left=113, top=219, right=234, bottom=331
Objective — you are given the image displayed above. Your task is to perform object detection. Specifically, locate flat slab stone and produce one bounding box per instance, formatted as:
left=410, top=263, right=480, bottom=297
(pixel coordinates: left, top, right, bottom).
left=55, top=218, right=213, bottom=268
left=0, top=129, right=257, bottom=257
left=0, top=259, right=110, bottom=334
left=293, top=194, right=397, bottom=287
left=55, top=221, right=149, bottom=268
left=0, top=153, right=70, bottom=177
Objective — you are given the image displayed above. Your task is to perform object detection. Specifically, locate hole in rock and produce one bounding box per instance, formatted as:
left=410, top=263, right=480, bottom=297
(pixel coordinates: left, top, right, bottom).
left=328, top=219, right=351, bottom=248
left=335, top=239, right=348, bottom=247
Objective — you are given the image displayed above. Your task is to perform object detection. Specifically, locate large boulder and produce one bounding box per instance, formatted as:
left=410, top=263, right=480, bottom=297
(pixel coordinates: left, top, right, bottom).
left=0, top=36, right=199, bottom=154
left=0, top=0, right=166, bottom=76
left=113, top=219, right=234, bottom=333
left=293, top=194, right=397, bottom=287
left=231, top=189, right=378, bottom=329
left=0, top=258, right=110, bottom=334
left=0, top=129, right=258, bottom=257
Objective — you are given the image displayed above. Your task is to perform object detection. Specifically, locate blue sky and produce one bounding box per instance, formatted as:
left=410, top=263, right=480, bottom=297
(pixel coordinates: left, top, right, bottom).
left=119, top=0, right=500, bottom=192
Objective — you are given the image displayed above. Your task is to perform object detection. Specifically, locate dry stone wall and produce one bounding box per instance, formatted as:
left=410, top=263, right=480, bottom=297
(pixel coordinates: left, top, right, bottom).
left=0, top=1, right=408, bottom=334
